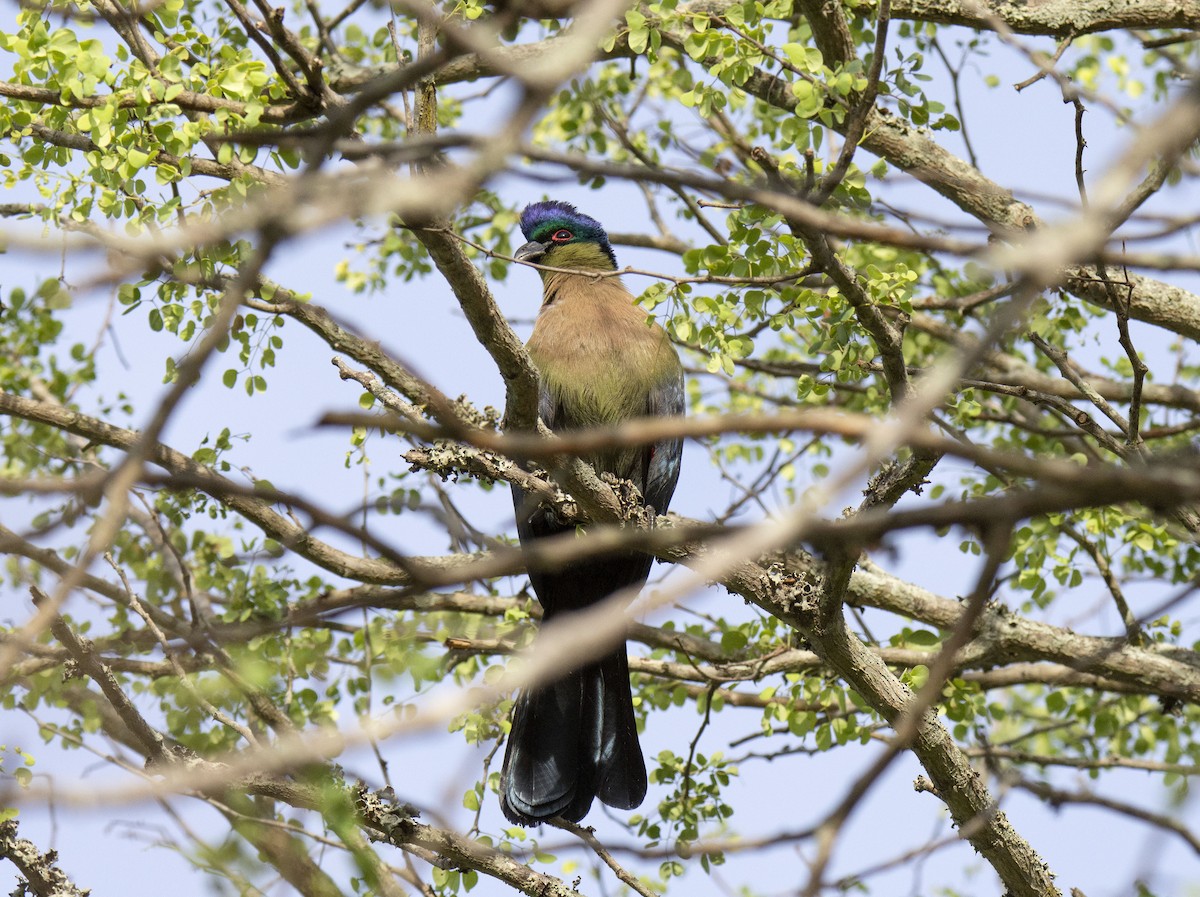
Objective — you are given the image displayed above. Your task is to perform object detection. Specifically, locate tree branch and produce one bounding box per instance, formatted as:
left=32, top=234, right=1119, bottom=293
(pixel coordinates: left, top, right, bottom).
left=0, top=819, right=90, bottom=897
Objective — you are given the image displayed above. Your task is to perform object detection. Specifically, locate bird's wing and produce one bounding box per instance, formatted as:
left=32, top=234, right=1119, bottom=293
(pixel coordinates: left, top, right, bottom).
left=511, top=384, right=562, bottom=537
left=537, top=383, right=560, bottom=431
left=642, top=367, right=685, bottom=516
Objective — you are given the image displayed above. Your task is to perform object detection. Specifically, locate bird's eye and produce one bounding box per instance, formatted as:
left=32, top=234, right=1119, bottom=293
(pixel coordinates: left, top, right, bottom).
left=550, top=229, right=573, bottom=242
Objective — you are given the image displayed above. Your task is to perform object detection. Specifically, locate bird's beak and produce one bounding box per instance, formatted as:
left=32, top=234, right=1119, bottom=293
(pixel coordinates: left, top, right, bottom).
left=514, top=240, right=548, bottom=263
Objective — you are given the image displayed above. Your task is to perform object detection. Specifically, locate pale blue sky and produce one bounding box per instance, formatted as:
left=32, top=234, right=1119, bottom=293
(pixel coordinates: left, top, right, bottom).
left=2, top=11, right=1199, bottom=897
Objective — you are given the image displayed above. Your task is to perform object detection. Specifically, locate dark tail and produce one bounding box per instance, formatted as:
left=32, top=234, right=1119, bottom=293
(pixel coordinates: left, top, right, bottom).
left=500, top=648, right=646, bottom=825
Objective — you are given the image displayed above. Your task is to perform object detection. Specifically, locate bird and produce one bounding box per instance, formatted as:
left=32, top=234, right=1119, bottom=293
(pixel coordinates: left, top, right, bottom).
left=499, top=200, right=685, bottom=825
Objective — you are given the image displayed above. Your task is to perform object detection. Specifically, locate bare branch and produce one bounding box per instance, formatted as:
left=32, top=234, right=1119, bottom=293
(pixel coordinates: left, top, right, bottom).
left=0, top=819, right=90, bottom=897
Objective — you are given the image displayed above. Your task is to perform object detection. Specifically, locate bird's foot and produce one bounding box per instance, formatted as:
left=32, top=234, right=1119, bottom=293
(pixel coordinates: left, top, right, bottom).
left=600, top=473, right=653, bottom=525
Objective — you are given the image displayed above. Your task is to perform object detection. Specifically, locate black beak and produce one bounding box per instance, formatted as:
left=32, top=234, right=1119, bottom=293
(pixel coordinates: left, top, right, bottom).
left=514, top=240, right=548, bottom=263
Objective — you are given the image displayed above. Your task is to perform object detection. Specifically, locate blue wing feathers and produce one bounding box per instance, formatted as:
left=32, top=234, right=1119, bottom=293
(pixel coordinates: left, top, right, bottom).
left=644, top=367, right=685, bottom=515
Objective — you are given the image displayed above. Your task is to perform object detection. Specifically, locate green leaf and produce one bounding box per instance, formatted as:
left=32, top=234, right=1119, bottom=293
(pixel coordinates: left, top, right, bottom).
left=720, top=629, right=748, bottom=654
left=906, top=629, right=939, bottom=647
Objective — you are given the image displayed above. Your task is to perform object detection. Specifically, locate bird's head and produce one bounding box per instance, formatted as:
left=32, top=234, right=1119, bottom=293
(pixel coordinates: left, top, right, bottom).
left=514, top=201, right=617, bottom=273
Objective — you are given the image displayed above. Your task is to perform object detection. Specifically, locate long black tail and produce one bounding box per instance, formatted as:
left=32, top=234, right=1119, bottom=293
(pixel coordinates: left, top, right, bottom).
left=500, top=648, right=646, bottom=825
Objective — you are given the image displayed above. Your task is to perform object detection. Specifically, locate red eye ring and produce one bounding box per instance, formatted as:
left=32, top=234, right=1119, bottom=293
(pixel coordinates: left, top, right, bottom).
left=550, top=229, right=573, bottom=242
